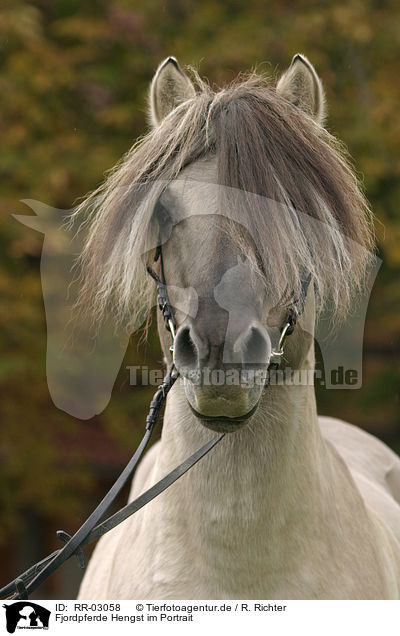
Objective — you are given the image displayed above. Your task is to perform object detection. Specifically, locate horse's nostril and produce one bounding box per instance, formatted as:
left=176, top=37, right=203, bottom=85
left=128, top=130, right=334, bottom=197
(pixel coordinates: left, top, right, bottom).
left=175, top=323, right=271, bottom=372
left=241, top=325, right=271, bottom=366
left=174, top=326, right=199, bottom=371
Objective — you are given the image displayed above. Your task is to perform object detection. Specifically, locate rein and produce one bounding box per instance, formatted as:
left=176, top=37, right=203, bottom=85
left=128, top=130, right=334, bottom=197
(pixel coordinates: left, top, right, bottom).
left=0, top=245, right=310, bottom=600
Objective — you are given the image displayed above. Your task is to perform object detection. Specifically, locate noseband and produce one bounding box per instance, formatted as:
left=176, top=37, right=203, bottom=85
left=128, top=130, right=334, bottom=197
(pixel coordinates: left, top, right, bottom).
left=1, top=244, right=310, bottom=600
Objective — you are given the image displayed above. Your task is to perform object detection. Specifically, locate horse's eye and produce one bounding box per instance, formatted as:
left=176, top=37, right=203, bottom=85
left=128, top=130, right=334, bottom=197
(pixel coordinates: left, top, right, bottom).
left=273, top=287, right=296, bottom=311
left=155, top=203, right=172, bottom=233
left=266, top=288, right=297, bottom=328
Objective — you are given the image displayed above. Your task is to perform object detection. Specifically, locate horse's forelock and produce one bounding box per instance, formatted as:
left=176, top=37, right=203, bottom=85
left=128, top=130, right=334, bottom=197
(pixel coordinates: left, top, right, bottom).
left=73, top=70, right=374, bottom=331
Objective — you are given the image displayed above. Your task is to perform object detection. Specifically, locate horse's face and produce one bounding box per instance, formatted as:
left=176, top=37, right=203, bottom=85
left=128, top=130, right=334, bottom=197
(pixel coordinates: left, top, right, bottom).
left=147, top=56, right=327, bottom=433
left=155, top=161, right=295, bottom=432
left=75, top=55, right=372, bottom=427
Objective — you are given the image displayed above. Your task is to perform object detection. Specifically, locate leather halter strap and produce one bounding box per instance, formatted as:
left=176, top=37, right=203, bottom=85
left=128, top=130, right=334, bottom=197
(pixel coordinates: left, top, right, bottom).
left=0, top=420, right=224, bottom=599
left=147, top=241, right=177, bottom=340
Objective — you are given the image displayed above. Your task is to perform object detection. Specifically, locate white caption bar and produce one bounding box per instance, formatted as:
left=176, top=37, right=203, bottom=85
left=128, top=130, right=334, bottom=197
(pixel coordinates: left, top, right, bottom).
left=1, top=600, right=399, bottom=635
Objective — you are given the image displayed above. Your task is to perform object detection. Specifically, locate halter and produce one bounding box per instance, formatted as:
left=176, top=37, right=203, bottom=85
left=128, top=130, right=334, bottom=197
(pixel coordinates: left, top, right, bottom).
left=0, top=243, right=310, bottom=600
left=147, top=243, right=311, bottom=367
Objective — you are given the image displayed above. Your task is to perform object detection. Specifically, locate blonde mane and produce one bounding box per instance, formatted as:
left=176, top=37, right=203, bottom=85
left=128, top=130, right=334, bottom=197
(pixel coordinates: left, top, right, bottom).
left=72, top=69, right=374, bottom=332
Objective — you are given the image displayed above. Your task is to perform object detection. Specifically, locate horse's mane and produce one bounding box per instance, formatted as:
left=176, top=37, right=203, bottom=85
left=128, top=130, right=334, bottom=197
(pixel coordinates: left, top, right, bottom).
left=72, top=69, right=374, bottom=332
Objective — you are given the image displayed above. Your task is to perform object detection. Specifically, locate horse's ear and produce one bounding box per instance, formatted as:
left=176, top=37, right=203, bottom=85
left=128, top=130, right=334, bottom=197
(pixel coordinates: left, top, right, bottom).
left=149, top=57, right=195, bottom=126
left=277, top=54, right=326, bottom=125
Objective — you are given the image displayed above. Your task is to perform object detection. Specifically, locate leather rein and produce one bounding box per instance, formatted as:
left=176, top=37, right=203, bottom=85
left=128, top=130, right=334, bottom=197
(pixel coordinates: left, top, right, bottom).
left=0, top=244, right=310, bottom=600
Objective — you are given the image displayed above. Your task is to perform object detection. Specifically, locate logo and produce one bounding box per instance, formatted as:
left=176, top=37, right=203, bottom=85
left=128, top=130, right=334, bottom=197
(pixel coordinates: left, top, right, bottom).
left=3, top=602, right=50, bottom=633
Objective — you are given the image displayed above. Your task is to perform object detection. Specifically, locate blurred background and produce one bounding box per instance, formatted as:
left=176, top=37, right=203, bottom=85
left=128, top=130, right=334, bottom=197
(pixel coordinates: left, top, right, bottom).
left=0, top=0, right=399, bottom=598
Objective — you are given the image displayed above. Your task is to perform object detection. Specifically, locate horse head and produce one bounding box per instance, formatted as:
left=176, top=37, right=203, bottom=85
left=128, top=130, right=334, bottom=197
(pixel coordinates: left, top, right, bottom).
left=73, top=54, right=373, bottom=430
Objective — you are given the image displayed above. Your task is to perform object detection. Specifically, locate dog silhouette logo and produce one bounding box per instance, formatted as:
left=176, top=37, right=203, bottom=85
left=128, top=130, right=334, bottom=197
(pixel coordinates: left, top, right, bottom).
left=3, top=602, right=50, bottom=633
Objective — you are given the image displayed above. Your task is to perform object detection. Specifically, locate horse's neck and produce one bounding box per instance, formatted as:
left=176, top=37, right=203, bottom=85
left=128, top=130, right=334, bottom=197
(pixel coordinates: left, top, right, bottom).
left=142, top=379, right=385, bottom=597
left=158, top=379, right=330, bottom=544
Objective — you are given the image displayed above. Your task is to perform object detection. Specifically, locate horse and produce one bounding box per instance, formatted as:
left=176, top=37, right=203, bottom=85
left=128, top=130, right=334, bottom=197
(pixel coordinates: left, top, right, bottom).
left=75, top=54, right=400, bottom=599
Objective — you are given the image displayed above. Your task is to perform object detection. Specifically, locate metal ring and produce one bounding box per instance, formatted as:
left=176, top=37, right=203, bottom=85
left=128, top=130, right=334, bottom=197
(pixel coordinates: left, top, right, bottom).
left=270, top=322, right=292, bottom=359
left=168, top=319, right=176, bottom=352
left=168, top=319, right=176, bottom=340
left=278, top=322, right=292, bottom=350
